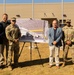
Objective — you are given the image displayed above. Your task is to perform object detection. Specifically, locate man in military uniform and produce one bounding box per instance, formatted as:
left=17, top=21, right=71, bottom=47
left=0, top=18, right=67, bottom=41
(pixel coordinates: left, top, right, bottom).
left=0, top=13, right=11, bottom=65
left=5, top=17, right=21, bottom=70
left=62, top=19, right=74, bottom=67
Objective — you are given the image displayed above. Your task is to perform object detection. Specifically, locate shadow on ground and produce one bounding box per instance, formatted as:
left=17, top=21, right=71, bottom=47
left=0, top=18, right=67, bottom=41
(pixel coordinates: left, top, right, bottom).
left=18, top=58, right=49, bottom=68
left=0, top=57, right=73, bottom=69
left=18, top=57, right=73, bottom=68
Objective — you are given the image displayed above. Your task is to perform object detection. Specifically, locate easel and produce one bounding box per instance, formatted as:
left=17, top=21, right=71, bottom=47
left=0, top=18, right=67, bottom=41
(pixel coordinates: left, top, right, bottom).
left=19, top=42, right=43, bottom=65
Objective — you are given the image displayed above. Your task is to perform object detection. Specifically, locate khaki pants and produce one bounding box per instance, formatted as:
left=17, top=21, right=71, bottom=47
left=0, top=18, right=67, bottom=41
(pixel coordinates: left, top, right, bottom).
left=0, top=44, right=4, bottom=66
left=49, top=45, right=60, bottom=66
left=2, top=40, right=9, bottom=64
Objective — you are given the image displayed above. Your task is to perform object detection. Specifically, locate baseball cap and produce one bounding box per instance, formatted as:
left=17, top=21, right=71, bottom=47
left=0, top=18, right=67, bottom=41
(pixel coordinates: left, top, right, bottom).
left=11, top=17, right=16, bottom=21
left=66, top=19, right=71, bottom=23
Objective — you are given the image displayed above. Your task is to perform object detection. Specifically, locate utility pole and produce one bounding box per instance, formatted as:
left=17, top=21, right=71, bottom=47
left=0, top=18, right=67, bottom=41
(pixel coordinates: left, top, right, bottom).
left=3, top=0, right=6, bottom=13
left=61, top=0, right=64, bottom=24
left=32, top=0, right=34, bottom=19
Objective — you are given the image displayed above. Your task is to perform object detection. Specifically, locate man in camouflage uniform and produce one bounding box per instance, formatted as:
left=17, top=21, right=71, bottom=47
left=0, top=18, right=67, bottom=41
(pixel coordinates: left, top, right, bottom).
left=5, top=17, right=21, bottom=70
left=62, top=19, right=74, bottom=67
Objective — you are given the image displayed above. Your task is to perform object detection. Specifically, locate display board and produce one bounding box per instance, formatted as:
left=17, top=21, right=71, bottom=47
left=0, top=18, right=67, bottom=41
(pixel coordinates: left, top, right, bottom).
left=16, top=18, right=49, bottom=43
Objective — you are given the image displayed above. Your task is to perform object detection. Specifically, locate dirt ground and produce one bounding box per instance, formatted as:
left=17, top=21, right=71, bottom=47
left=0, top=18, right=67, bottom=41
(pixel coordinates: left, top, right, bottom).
left=0, top=43, right=74, bottom=75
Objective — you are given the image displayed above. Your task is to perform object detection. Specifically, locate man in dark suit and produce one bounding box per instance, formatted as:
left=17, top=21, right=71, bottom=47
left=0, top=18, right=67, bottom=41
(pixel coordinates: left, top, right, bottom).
left=48, top=20, right=62, bottom=68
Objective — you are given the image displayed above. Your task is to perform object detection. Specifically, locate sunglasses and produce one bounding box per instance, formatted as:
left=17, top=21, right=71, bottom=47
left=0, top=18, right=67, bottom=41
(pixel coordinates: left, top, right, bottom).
left=12, top=20, right=16, bottom=22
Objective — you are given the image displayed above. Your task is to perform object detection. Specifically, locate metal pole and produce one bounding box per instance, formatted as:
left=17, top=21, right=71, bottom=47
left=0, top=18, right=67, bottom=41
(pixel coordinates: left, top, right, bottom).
left=32, top=0, right=34, bottom=19
left=61, top=0, right=64, bottom=24
left=3, top=0, right=6, bottom=13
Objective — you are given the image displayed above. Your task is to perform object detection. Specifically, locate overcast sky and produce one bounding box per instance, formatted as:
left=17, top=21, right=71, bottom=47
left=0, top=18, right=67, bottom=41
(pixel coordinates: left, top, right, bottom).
left=0, top=0, right=74, bottom=4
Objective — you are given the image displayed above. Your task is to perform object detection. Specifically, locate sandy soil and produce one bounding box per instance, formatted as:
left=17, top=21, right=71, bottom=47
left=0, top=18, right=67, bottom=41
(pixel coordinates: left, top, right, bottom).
left=0, top=43, right=74, bottom=75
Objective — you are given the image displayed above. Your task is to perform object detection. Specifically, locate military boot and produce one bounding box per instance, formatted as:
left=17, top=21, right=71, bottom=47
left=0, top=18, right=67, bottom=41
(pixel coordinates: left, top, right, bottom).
left=62, top=62, right=66, bottom=67
left=7, top=66, right=12, bottom=71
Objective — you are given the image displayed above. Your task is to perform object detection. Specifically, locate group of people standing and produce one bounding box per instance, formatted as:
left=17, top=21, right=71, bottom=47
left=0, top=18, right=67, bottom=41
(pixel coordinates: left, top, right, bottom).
left=0, top=13, right=21, bottom=70
left=48, top=19, right=74, bottom=68
left=0, top=13, right=74, bottom=70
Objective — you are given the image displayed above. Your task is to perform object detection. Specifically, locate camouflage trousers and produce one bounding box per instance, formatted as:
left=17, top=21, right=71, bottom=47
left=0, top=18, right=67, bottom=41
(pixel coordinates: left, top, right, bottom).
left=63, top=44, right=74, bottom=63
left=7, top=42, right=19, bottom=66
